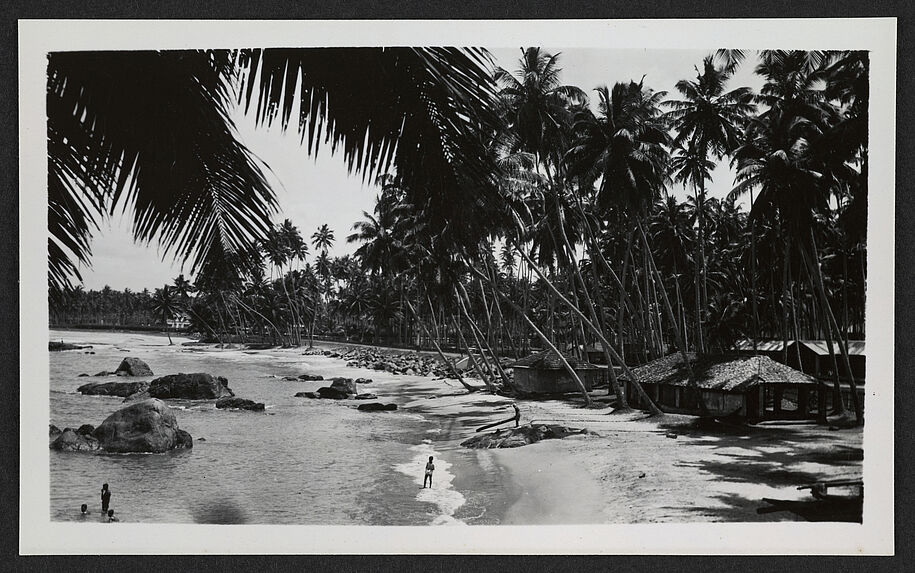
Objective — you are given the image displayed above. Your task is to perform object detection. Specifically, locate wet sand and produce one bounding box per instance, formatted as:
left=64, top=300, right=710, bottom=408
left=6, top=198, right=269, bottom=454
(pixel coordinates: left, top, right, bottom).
left=330, top=340, right=864, bottom=524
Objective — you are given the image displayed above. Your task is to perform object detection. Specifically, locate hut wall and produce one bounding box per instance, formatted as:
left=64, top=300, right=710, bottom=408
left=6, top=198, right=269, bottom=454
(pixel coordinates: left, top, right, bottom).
left=514, top=367, right=598, bottom=394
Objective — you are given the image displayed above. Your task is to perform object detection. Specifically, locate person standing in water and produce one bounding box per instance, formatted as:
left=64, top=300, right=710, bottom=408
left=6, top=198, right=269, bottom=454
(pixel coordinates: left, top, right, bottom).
left=423, top=456, right=435, bottom=488
left=79, top=504, right=91, bottom=518
left=100, top=483, right=111, bottom=514
left=106, top=509, right=119, bottom=522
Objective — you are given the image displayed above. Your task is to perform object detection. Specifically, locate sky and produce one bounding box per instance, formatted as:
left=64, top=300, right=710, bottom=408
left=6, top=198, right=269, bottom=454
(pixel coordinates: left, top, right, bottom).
left=76, top=48, right=765, bottom=291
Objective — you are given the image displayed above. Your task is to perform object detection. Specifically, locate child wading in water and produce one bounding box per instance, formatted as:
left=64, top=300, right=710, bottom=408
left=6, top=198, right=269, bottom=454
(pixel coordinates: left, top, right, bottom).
left=423, top=456, right=435, bottom=488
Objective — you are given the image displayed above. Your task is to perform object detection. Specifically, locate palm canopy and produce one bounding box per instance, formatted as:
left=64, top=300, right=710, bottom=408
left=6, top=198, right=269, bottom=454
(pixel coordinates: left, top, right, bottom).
left=494, top=47, right=587, bottom=172
left=728, top=51, right=847, bottom=233
left=48, top=47, right=503, bottom=293
left=566, top=80, right=670, bottom=216
left=663, top=55, right=756, bottom=159
left=47, top=50, right=278, bottom=293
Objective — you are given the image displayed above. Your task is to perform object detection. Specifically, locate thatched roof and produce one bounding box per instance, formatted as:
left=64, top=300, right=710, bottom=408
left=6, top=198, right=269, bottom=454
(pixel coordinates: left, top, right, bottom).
left=512, top=349, right=600, bottom=370
left=621, top=353, right=819, bottom=391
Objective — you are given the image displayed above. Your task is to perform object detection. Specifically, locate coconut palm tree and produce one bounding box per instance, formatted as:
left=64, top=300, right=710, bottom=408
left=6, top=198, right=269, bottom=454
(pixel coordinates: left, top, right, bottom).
left=730, top=50, right=863, bottom=424
left=664, top=55, right=756, bottom=350
left=150, top=284, right=181, bottom=345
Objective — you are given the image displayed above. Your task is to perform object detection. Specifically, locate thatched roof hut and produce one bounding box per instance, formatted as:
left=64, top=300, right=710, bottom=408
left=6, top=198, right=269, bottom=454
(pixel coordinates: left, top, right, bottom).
left=511, top=349, right=603, bottom=395
left=621, top=353, right=820, bottom=422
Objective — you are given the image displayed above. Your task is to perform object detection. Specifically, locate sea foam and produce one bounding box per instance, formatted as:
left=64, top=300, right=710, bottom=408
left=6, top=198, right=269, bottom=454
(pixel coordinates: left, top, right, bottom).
left=394, top=439, right=466, bottom=526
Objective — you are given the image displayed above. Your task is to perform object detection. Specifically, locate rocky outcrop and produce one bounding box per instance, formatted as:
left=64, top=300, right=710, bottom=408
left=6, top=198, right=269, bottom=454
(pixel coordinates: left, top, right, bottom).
left=49, top=424, right=61, bottom=436
left=298, top=374, right=324, bottom=381
left=91, top=399, right=193, bottom=453
left=78, top=381, right=149, bottom=397
left=50, top=428, right=101, bottom=451
left=357, top=402, right=397, bottom=412
left=147, top=373, right=234, bottom=400
left=115, top=357, right=153, bottom=376
left=460, top=425, right=588, bottom=449
left=215, top=397, right=265, bottom=411
left=76, top=424, right=95, bottom=436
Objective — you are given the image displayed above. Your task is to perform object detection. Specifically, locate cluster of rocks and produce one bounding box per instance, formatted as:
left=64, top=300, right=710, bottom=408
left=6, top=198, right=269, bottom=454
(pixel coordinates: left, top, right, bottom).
left=460, top=424, right=588, bottom=449
left=50, top=399, right=193, bottom=453
left=317, top=347, right=446, bottom=377
left=77, top=364, right=266, bottom=412
left=294, top=376, right=397, bottom=412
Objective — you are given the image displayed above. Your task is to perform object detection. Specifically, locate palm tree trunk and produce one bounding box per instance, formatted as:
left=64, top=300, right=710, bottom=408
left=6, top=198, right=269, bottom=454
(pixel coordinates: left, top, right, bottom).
left=554, top=197, right=628, bottom=406
left=477, top=274, right=593, bottom=407
left=404, top=299, right=476, bottom=392
left=457, top=281, right=513, bottom=389
left=505, top=247, right=661, bottom=415
left=804, top=232, right=862, bottom=424
left=452, top=315, right=495, bottom=391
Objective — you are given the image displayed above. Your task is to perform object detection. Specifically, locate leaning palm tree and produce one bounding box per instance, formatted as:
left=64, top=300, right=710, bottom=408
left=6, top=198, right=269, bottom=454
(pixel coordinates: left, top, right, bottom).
left=47, top=48, right=501, bottom=295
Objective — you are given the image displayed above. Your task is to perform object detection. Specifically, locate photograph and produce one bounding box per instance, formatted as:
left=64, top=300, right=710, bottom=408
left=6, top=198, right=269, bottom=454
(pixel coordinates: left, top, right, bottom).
left=19, top=18, right=896, bottom=554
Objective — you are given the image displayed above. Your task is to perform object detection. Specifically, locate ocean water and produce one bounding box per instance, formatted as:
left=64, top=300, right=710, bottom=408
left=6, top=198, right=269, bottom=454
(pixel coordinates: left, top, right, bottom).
left=48, top=330, right=513, bottom=525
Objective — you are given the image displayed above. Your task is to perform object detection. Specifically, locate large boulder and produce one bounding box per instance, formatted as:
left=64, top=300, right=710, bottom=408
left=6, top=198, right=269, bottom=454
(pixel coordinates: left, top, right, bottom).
left=91, top=399, right=193, bottom=453
left=50, top=428, right=101, bottom=451
left=357, top=402, right=398, bottom=412
left=115, top=357, right=154, bottom=377
left=316, top=386, right=350, bottom=400
left=215, top=397, right=265, bottom=411
left=329, top=378, right=358, bottom=395
left=148, top=373, right=234, bottom=400
left=78, top=381, right=149, bottom=397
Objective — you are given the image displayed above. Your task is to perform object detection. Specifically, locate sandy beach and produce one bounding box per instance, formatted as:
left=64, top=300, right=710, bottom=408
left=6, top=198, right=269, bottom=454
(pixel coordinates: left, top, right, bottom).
left=311, top=340, right=864, bottom=524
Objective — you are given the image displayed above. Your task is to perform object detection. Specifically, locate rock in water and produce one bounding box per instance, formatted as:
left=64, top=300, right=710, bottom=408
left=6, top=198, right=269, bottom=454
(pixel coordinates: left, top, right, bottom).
left=215, top=397, right=265, bottom=411
left=329, top=378, right=358, bottom=395
left=316, top=386, right=350, bottom=400
left=49, top=424, right=61, bottom=436
left=78, top=381, right=150, bottom=397
left=92, top=399, right=193, bottom=453
left=354, top=378, right=373, bottom=384
left=148, top=373, right=234, bottom=399
left=76, top=424, right=95, bottom=436
left=114, top=357, right=154, bottom=376
left=353, top=393, right=378, bottom=400
left=294, top=392, right=320, bottom=399
left=298, top=374, right=324, bottom=381
left=357, top=402, right=397, bottom=412
left=50, top=428, right=101, bottom=451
